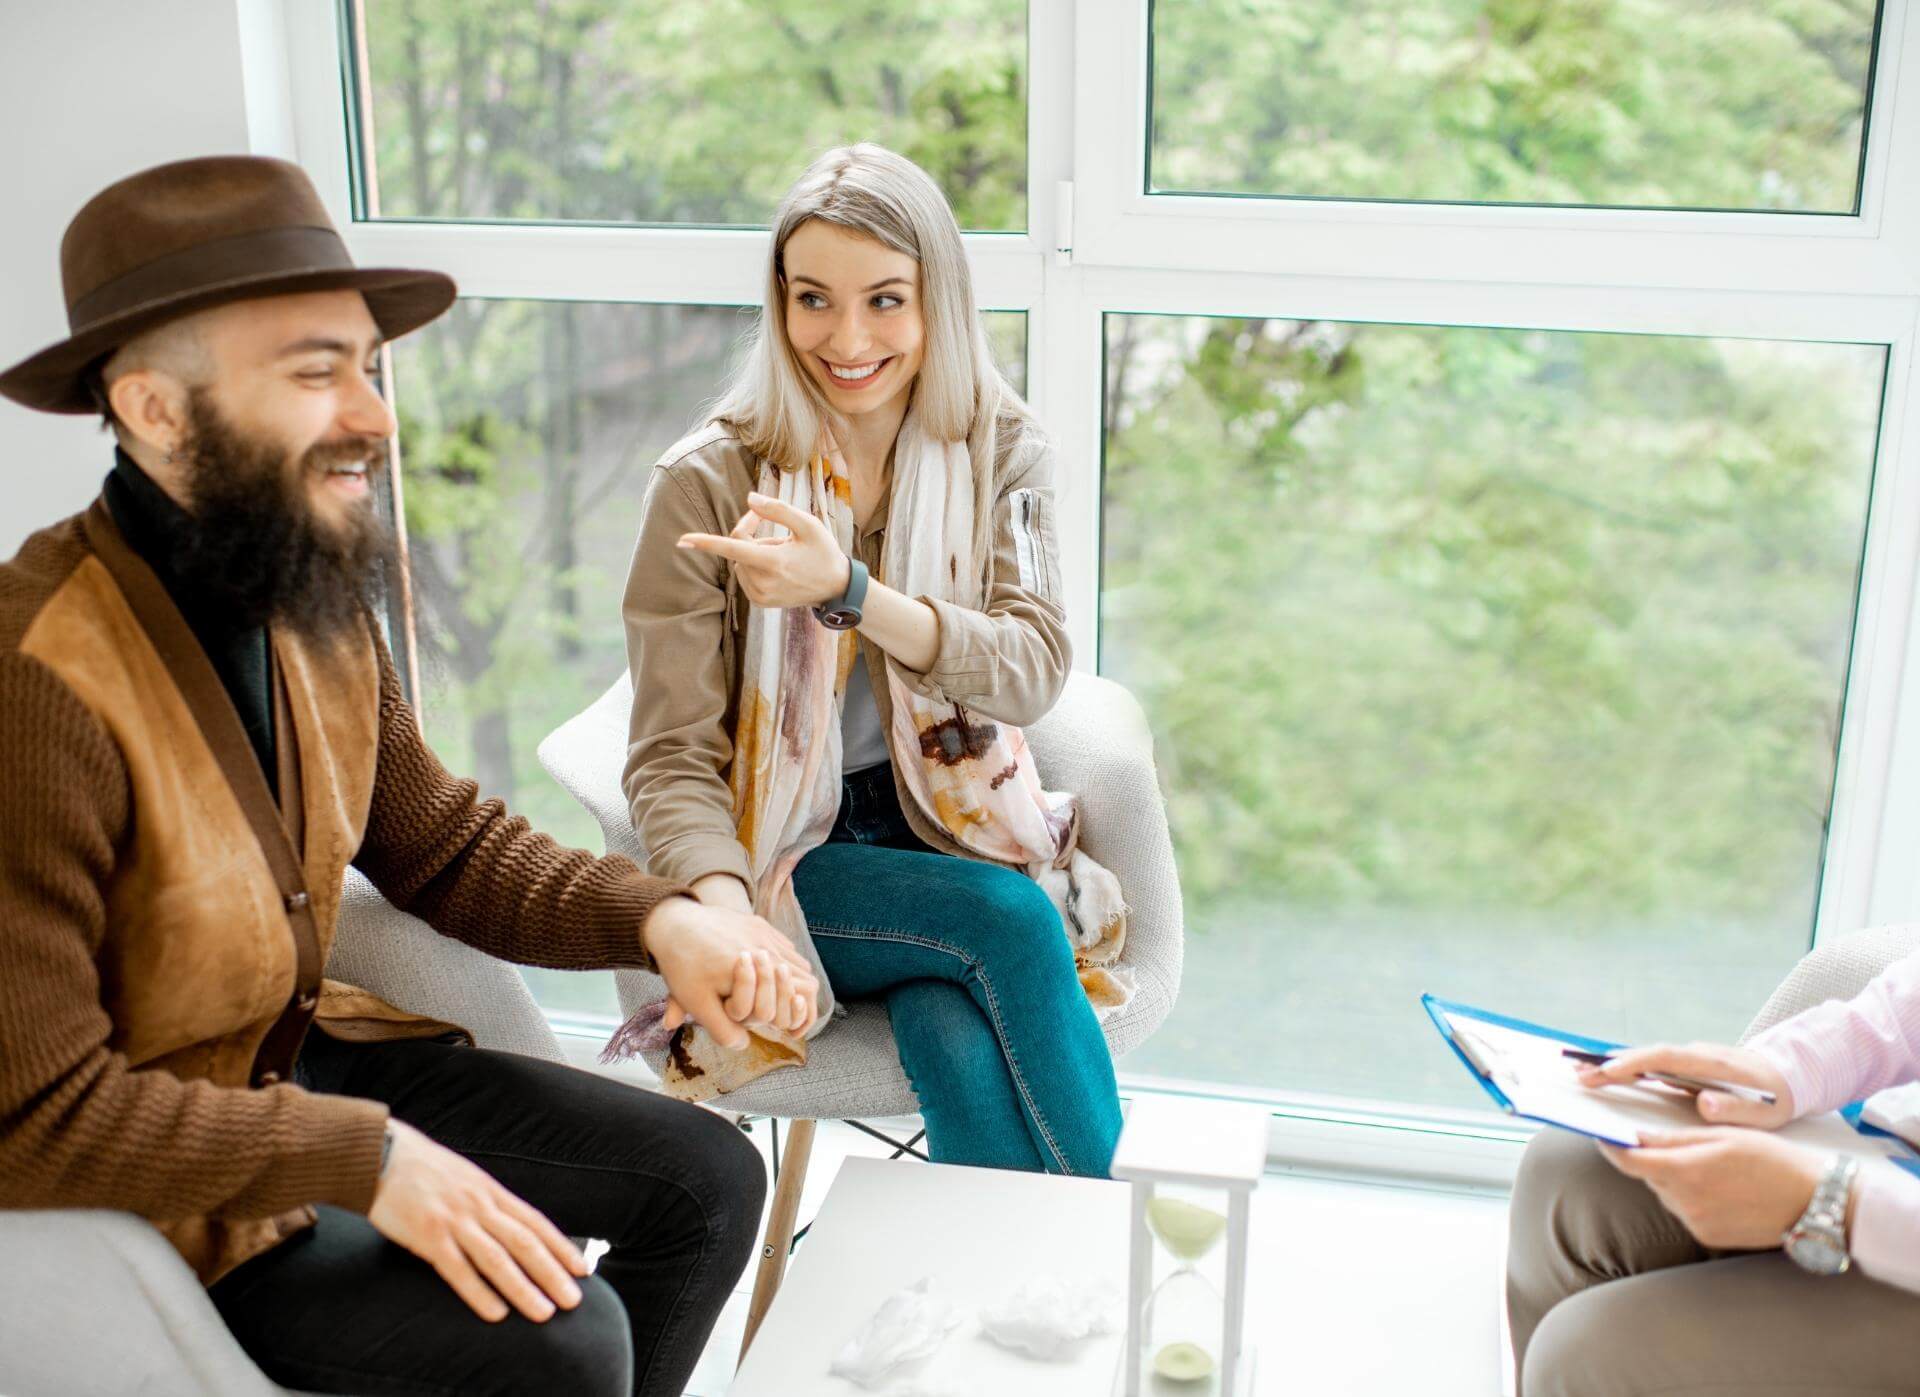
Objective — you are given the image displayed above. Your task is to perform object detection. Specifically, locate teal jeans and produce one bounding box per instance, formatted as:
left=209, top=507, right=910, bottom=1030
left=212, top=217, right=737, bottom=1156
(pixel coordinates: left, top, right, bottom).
left=793, top=763, right=1123, bottom=1176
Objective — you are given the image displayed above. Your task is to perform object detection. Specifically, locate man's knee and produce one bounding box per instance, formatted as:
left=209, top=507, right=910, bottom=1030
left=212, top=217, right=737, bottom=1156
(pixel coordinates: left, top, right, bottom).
left=678, top=1104, right=768, bottom=1264
left=1521, top=1289, right=1622, bottom=1397
left=1510, top=1129, right=1663, bottom=1279
left=506, top=1274, right=632, bottom=1397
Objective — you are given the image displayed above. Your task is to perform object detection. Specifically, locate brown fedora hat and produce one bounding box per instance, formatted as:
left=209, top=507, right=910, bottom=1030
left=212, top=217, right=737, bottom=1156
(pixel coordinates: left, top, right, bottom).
left=0, top=155, right=456, bottom=414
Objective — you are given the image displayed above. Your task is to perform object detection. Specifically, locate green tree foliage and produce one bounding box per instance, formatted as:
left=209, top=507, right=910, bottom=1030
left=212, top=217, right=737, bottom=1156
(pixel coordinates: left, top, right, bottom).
left=1103, top=319, right=1882, bottom=919
left=364, top=0, right=1026, bottom=227
left=1152, top=0, right=1879, bottom=211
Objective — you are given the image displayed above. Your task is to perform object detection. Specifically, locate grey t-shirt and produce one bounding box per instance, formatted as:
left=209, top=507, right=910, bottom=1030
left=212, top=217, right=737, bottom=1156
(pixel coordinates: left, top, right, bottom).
left=841, top=645, right=892, bottom=774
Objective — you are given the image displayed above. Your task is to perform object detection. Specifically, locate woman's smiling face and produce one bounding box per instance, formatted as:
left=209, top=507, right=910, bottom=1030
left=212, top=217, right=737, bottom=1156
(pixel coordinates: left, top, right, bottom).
left=781, top=218, right=925, bottom=419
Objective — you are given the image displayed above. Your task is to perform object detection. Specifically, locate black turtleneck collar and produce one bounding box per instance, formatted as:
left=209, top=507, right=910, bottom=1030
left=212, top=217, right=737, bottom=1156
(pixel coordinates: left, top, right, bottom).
left=104, top=447, right=277, bottom=788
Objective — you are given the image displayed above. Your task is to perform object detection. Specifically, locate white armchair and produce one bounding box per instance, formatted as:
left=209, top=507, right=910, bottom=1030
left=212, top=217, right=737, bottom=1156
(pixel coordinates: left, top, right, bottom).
left=0, top=871, right=566, bottom=1397
left=537, top=666, right=1185, bottom=1352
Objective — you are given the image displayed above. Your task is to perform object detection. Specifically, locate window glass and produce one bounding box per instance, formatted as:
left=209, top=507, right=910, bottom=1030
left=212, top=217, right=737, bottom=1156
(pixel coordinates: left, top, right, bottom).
left=1100, top=313, right=1886, bottom=1105
left=355, top=0, right=1029, bottom=229
left=1150, top=0, right=1881, bottom=213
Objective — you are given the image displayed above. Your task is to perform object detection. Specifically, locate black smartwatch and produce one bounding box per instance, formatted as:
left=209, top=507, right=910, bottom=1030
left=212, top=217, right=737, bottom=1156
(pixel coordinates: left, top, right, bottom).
left=813, top=556, right=869, bottom=631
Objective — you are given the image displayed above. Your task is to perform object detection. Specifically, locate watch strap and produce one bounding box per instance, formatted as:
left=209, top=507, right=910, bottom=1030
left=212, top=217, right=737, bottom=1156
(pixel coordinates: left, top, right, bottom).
left=813, top=556, right=869, bottom=628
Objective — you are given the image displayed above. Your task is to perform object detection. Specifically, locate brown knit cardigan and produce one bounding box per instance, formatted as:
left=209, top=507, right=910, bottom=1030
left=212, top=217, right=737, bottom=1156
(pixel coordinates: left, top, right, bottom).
left=0, top=499, right=687, bottom=1283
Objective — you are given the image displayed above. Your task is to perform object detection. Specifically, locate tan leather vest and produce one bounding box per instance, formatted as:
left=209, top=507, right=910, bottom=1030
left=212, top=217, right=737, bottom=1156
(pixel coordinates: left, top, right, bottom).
left=19, top=502, right=455, bottom=1281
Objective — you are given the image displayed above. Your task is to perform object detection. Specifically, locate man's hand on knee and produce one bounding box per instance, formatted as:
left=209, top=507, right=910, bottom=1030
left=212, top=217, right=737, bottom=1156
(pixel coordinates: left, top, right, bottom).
left=368, top=1119, right=591, bottom=1323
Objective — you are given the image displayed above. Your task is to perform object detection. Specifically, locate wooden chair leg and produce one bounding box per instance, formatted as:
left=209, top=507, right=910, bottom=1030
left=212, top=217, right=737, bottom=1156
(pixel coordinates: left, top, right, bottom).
left=739, top=1117, right=817, bottom=1364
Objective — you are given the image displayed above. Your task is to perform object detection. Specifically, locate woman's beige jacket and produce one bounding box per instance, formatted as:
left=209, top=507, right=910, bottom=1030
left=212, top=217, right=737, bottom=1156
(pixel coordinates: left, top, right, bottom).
left=620, top=420, right=1071, bottom=886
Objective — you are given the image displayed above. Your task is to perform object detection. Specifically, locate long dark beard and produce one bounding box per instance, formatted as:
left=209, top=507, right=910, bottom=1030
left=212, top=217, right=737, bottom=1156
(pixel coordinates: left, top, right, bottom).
left=167, top=389, right=396, bottom=643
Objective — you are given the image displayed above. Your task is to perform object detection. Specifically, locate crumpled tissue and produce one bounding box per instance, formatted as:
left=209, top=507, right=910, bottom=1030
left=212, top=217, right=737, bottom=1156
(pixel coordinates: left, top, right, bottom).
left=829, top=1278, right=963, bottom=1390
left=976, top=1276, right=1119, bottom=1359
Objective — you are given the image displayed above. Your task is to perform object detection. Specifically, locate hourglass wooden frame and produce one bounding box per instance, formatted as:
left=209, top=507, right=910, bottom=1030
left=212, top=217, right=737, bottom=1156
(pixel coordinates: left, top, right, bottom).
left=1111, top=1095, right=1267, bottom=1396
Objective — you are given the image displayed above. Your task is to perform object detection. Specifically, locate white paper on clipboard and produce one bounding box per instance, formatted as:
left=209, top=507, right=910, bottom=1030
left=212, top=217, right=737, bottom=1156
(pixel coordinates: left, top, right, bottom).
left=1442, top=1008, right=1905, bottom=1158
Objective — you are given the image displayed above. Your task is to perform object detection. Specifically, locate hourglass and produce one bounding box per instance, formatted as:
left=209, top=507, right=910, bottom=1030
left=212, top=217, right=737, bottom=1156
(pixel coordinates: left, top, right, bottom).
left=1111, top=1096, right=1265, bottom=1396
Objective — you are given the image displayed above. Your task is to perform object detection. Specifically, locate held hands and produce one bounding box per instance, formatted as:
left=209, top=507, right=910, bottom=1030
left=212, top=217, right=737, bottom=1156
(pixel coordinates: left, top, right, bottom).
left=677, top=492, right=849, bottom=610
left=1599, top=1128, right=1828, bottom=1250
left=367, top=1119, right=588, bottom=1323
left=1575, top=1041, right=1795, bottom=1129
left=640, top=893, right=820, bottom=1048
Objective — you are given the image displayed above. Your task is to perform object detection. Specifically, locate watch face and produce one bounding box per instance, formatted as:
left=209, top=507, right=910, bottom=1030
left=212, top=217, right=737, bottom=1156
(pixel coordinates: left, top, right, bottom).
left=819, top=607, right=860, bottom=631
left=1786, top=1227, right=1849, bottom=1276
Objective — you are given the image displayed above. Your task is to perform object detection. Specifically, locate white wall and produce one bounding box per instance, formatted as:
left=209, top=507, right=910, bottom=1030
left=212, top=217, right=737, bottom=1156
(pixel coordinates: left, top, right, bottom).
left=0, top=1, right=255, bottom=557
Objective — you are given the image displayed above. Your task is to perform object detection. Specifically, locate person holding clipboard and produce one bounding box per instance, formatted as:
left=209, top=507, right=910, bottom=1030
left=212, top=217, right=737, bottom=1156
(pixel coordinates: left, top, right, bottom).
left=1507, top=948, right=1920, bottom=1396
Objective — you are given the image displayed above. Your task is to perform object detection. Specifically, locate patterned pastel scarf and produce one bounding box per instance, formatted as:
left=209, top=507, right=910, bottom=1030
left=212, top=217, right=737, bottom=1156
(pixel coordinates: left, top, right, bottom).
left=606, top=408, right=1133, bottom=1100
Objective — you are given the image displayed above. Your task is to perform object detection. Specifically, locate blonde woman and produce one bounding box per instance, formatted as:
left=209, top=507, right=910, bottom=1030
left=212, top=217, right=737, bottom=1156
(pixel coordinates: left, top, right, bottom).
left=617, top=144, right=1128, bottom=1175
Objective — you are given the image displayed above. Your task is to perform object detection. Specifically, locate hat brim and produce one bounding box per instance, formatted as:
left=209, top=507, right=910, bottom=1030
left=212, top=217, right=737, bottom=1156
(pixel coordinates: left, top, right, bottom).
left=0, top=265, right=457, bottom=414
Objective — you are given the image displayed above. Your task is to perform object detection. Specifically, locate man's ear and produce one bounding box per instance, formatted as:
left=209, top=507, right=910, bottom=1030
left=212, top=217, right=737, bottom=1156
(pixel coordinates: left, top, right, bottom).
left=106, top=369, right=191, bottom=459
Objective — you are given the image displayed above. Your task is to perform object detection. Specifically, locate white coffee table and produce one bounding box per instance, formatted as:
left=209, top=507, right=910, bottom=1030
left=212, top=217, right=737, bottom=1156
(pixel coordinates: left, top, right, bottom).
left=729, top=1156, right=1134, bottom=1395
left=727, top=1151, right=1510, bottom=1396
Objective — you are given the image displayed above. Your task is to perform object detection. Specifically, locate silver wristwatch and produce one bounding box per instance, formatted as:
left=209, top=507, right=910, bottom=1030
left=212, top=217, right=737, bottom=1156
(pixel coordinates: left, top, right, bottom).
left=1783, top=1154, right=1858, bottom=1275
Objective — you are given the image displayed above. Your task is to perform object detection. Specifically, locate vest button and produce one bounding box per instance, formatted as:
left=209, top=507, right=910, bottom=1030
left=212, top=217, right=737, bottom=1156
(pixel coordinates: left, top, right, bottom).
left=285, top=891, right=310, bottom=912
left=258, top=1071, right=282, bottom=1086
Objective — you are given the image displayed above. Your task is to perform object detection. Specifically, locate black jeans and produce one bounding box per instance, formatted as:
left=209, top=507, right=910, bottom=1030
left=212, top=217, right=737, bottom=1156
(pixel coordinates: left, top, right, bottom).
left=208, top=1032, right=766, bottom=1397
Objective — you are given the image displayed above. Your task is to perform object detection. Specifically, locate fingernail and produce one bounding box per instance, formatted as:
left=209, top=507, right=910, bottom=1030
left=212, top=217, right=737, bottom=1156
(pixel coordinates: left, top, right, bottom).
left=563, top=1281, right=583, bottom=1306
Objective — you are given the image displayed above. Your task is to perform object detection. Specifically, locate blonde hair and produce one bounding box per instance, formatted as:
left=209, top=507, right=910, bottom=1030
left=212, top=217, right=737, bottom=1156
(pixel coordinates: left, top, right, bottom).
left=710, top=144, right=1041, bottom=592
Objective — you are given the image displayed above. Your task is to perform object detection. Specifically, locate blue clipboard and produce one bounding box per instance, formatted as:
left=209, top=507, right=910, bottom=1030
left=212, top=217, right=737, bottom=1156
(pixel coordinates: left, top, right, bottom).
left=1423, top=993, right=1632, bottom=1144
left=1425, top=992, right=1920, bottom=1175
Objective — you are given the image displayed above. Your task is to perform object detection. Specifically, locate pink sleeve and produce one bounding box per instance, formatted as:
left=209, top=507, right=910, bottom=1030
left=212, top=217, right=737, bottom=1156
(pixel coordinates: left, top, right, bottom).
left=1748, top=948, right=1920, bottom=1119
left=1850, top=1162, right=1920, bottom=1296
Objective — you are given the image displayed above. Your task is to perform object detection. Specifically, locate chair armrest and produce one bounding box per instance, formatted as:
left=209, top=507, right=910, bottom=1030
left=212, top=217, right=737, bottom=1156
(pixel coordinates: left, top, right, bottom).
left=0, top=1210, right=287, bottom=1396
left=1741, top=923, right=1920, bottom=1042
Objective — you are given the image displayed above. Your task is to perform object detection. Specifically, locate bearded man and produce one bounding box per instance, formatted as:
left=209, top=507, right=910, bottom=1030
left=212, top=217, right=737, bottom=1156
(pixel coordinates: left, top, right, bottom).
left=0, top=156, right=819, bottom=1397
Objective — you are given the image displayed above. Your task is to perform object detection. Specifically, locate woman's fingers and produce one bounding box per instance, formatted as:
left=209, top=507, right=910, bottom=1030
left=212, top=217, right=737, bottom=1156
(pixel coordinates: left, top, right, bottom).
left=676, top=532, right=762, bottom=563
left=723, top=951, right=758, bottom=1021
left=746, top=492, right=823, bottom=538
left=751, top=950, right=780, bottom=1026
left=769, top=958, right=798, bottom=1031
left=661, top=996, right=687, bottom=1032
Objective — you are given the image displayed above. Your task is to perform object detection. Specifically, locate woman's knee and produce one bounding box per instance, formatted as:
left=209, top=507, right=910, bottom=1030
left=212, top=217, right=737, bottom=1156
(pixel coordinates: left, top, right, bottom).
left=945, top=866, right=1072, bottom=973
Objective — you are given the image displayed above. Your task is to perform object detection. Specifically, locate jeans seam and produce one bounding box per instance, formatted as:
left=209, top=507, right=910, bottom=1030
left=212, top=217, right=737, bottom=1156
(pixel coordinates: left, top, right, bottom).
left=809, top=922, right=1074, bottom=1172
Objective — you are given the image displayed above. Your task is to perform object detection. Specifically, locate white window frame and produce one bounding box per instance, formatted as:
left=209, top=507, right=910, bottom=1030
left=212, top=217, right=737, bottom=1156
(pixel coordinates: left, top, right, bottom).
left=259, top=0, right=1920, bottom=1179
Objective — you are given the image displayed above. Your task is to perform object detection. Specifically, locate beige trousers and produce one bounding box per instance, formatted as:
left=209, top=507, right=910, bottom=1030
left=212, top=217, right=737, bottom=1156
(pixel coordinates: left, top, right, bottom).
left=1506, top=1129, right=1920, bottom=1396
